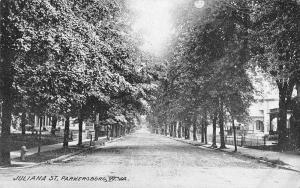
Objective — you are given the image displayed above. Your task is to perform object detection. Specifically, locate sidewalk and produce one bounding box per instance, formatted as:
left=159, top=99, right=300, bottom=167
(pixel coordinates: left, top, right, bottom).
left=10, top=137, right=107, bottom=160
left=167, top=136, right=300, bottom=172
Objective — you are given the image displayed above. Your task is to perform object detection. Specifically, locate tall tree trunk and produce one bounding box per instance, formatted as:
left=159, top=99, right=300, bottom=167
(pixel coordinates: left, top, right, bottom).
left=38, top=116, right=43, bottom=153
left=94, top=123, right=99, bottom=141
left=193, top=116, right=197, bottom=141
left=78, top=112, right=83, bottom=146
left=295, top=83, right=300, bottom=148
left=201, top=118, right=204, bottom=143
left=116, top=125, right=119, bottom=137
left=0, top=0, right=16, bottom=166
left=178, top=122, right=181, bottom=138
left=51, top=116, right=57, bottom=135
left=193, top=124, right=197, bottom=141
left=204, top=111, right=208, bottom=144
left=110, top=125, right=113, bottom=137
left=21, top=112, right=26, bottom=135
left=164, top=124, right=167, bottom=136
left=276, top=80, right=294, bottom=149
left=116, top=125, right=118, bottom=137
left=120, top=125, right=122, bottom=137
left=212, top=113, right=217, bottom=148
left=278, top=89, right=288, bottom=149
left=173, top=123, right=176, bottom=137
left=204, top=120, right=207, bottom=144
left=114, top=125, right=117, bottom=137
left=0, top=93, right=12, bottom=165
left=170, top=124, right=173, bottom=137
left=117, top=125, right=120, bottom=137
left=106, top=125, right=109, bottom=140
left=63, top=117, right=70, bottom=148
left=232, top=117, right=237, bottom=152
left=219, top=98, right=226, bottom=149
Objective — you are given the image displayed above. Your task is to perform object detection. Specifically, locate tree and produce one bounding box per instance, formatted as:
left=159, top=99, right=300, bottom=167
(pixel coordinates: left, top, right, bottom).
left=1, top=0, right=157, bottom=163
left=0, top=0, right=24, bottom=165
left=211, top=112, right=218, bottom=148
left=251, top=0, right=300, bottom=148
left=148, top=0, right=254, bottom=151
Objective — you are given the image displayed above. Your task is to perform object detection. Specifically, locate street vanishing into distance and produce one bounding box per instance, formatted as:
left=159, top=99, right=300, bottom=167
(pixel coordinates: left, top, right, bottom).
left=1, top=126, right=299, bottom=188
left=1, top=0, right=300, bottom=188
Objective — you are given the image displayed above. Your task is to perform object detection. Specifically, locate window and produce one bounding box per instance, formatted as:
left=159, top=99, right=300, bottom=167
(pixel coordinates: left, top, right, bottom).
left=256, top=120, right=264, bottom=132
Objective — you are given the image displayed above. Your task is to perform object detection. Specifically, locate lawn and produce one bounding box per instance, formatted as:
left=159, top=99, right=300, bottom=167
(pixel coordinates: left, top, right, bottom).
left=16, top=147, right=82, bottom=163
left=2, top=133, right=64, bottom=151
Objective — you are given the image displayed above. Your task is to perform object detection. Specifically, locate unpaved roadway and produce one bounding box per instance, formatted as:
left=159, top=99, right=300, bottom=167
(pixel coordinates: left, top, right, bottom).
left=0, top=128, right=299, bottom=188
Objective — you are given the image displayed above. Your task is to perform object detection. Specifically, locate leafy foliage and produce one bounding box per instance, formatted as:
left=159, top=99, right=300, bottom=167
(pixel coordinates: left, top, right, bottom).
left=1, top=0, right=159, bottom=162
left=149, top=0, right=254, bottom=134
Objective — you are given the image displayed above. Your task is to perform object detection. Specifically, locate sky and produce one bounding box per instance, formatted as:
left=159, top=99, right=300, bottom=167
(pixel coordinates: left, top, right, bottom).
left=128, top=0, right=179, bottom=55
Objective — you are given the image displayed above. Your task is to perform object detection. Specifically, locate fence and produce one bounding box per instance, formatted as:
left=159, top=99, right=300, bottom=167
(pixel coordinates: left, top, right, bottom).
left=225, top=136, right=261, bottom=147
left=208, top=135, right=277, bottom=147
left=158, top=129, right=278, bottom=147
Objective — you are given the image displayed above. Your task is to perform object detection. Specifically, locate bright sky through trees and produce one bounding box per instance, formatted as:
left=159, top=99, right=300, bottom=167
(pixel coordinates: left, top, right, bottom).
left=129, top=0, right=178, bottom=55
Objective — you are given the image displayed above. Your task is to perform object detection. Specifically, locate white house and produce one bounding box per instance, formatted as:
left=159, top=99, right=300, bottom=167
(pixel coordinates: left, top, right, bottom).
left=239, top=69, right=295, bottom=136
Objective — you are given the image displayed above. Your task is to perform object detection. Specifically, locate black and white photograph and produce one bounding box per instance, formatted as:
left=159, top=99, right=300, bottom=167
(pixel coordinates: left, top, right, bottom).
left=0, top=0, right=300, bottom=187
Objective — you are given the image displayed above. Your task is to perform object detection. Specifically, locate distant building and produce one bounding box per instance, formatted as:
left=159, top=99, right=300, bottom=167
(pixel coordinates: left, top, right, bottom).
left=246, top=98, right=292, bottom=136
left=228, top=69, right=295, bottom=137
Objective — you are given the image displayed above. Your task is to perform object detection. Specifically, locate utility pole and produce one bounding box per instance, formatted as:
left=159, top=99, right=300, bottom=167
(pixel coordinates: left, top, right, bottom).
left=38, top=116, right=42, bottom=154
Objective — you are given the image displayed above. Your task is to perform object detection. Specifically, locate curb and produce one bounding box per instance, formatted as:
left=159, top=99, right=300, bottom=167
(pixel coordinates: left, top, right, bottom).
left=0, top=140, right=102, bottom=170
left=0, top=135, right=130, bottom=170
left=0, top=146, right=93, bottom=170
left=163, top=134, right=300, bottom=173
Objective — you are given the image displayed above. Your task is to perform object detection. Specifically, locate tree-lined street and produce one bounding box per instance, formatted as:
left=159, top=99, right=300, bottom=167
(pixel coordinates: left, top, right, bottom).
left=0, top=127, right=299, bottom=188
left=1, top=0, right=300, bottom=187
